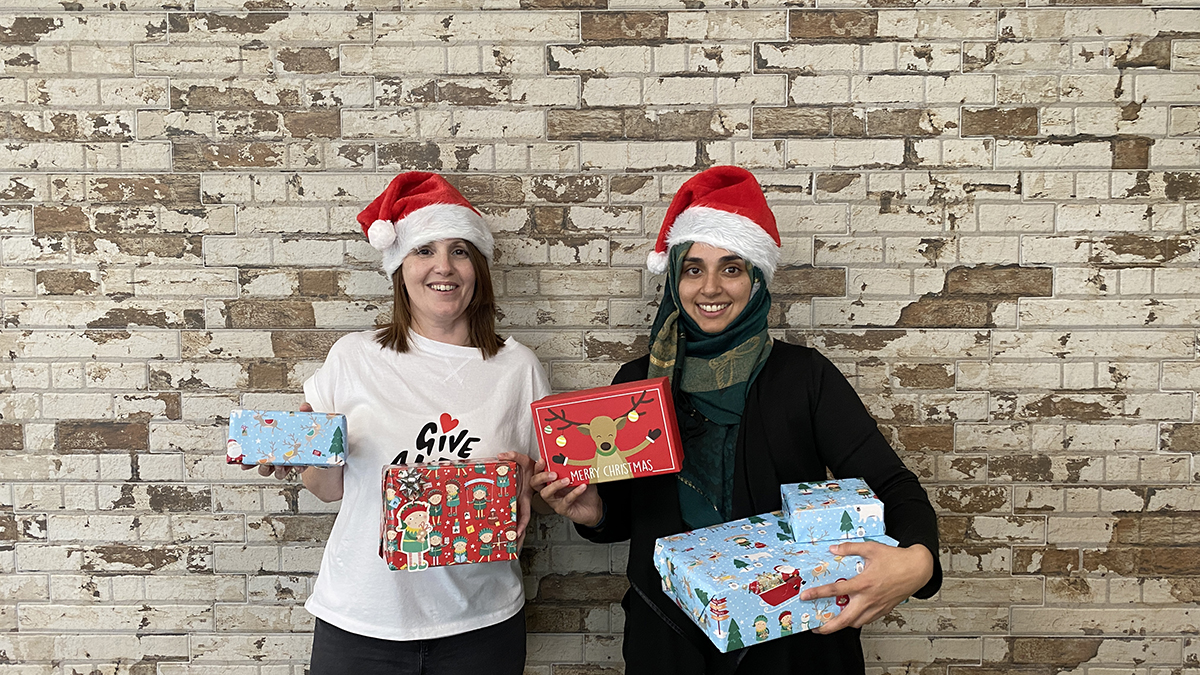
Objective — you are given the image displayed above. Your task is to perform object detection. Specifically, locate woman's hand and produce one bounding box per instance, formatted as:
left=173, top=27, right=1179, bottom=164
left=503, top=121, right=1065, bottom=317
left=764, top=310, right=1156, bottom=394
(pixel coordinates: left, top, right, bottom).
left=529, top=459, right=603, bottom=528
left=801, top=542, right=934, bottom=634
left=498, top=451, right=535, bottom=551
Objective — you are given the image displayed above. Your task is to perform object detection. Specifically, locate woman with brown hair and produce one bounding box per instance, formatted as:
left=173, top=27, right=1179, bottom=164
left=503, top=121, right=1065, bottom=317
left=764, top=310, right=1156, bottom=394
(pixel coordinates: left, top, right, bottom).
left=253, top=172, right=548, bottom=675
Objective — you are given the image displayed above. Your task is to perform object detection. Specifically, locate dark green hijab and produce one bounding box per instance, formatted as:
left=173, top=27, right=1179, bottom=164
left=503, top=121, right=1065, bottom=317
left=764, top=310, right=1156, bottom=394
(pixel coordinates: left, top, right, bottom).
left=647, top=243, right=772, bottom=528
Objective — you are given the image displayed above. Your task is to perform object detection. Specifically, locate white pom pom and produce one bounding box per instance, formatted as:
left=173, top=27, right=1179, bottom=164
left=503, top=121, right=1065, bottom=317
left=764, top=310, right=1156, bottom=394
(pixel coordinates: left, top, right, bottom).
left=646, top=250, right=669, bottom=275
left=367, top=219, right=396, bottom=251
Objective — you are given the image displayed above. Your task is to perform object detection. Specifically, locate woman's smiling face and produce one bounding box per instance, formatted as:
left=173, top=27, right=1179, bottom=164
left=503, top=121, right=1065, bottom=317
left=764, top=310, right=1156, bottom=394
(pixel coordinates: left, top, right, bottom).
left=401, top=238, right=477, bottom=337
left=676, top=242, right=752, bottom=334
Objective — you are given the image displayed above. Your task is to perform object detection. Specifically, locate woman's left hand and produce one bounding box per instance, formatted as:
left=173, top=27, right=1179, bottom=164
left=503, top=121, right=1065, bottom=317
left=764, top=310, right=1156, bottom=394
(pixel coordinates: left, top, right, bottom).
left=800, top=542, right=934, bottom=634
left=498, top=451, right=534, bottom=551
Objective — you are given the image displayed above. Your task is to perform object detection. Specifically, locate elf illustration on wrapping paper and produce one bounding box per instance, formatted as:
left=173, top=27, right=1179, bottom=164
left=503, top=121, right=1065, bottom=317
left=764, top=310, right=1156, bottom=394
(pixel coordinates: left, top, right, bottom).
left=544, top=391, right=663, bottom=480
left=399, top=502, right=432, bottom=571
left=452, top=536, right=469, bottom=563
left=479, top=529, right=494, bottom=561
left=428, top=531, right=444, bottom=565
left=428, top=490, right=443, bottom=525
left=470, top=483, right=489, bottom=518
left=445, top=481, right=461, bottom=517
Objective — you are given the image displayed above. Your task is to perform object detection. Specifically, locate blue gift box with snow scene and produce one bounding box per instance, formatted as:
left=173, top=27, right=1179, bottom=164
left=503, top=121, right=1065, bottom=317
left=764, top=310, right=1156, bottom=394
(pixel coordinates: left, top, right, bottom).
left=226, top=409, right=347, bottom=466
left=779, top=478, right=886, bottom=545
left=653, top=510, right=896, bottom=653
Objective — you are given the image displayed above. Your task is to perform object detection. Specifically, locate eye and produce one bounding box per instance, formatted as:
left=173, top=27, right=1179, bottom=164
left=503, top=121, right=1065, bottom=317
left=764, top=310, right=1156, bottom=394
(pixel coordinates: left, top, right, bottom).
left=724, top=263, right=745, bottom=276
left=414, top=246, right=433, bottom=256
left=452, top=247, right=469, bottom=257
left=682, top=265, right=701, bottom=276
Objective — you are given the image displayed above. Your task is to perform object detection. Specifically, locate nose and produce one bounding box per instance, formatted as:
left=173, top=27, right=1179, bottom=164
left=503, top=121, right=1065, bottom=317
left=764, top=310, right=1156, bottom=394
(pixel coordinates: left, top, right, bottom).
left=601, top=442, right=611, bottom=451
left=699, top=270, right=721, bottom=296
left=431, top=248, right=454, bottom=274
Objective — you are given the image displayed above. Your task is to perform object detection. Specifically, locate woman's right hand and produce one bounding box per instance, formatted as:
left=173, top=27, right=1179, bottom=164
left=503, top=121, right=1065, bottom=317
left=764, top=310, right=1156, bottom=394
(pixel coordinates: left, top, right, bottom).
left=530, top=459, right=604, bottom=528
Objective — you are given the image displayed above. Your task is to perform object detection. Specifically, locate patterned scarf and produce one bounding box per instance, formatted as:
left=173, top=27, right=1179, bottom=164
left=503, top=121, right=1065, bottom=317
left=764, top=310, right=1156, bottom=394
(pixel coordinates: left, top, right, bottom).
left=647, top=244, right=773, bottom=527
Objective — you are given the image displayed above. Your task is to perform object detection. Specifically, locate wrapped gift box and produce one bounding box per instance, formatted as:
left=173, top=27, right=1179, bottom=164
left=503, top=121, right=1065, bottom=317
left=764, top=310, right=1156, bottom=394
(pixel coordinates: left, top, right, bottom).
left=379, top=459, right=519, bottom=571
left=531, top=377, right=682, bottom=486
left=227, top=410, right=347, bottom=466
left=780, top=478, right=886, bottom=545
left=654, top=511, right=897, bottom=653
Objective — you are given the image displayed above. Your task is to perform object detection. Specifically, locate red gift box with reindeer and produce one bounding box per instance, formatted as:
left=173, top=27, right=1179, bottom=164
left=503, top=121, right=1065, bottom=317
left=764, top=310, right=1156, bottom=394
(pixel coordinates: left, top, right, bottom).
left=531, top=377, right=682, bottom=486
left=379, top=459, right=519, bottom=571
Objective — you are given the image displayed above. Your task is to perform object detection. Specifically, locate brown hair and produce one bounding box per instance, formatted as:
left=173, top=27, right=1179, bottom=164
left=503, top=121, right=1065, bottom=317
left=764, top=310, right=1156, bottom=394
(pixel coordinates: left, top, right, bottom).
left=375, top=240, right=504, bottom=358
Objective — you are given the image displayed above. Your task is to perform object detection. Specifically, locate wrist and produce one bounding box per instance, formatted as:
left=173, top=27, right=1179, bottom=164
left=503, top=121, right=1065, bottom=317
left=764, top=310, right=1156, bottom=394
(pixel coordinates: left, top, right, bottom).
left=582, top=501, right=606, bottom=529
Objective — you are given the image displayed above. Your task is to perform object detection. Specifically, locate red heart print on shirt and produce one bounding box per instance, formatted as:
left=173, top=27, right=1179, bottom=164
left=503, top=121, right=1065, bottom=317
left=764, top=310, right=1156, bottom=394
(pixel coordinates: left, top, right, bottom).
left=440, top=413, right=459, bottom=433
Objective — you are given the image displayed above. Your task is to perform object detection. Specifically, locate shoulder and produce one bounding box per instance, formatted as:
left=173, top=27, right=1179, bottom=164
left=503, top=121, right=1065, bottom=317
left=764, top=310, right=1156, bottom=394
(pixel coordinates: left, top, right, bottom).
left=614, top=355, right=650, bottom=384
left=764, top=339, right=822, bottom=369
left=755, top=340, right=837, bottom=391
left=327, top=330, right=384, bottom=359
left=496, top=337, right=543, bottom=371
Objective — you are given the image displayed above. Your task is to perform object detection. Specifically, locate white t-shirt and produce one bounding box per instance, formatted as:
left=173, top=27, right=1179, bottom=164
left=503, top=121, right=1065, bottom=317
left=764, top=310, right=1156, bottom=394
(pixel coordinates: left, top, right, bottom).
left=302, top=330, right=550, bottom=641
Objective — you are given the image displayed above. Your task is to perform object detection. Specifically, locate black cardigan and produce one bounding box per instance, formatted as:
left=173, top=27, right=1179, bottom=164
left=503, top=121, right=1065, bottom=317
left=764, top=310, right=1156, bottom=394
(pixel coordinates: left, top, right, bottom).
left=578, top=341, right=942, bottom=674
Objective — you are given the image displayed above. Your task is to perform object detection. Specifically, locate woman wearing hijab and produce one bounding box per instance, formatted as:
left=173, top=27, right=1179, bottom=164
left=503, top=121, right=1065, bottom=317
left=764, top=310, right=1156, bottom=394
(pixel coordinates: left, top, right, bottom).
left=531, top=166, right=942, bottom=674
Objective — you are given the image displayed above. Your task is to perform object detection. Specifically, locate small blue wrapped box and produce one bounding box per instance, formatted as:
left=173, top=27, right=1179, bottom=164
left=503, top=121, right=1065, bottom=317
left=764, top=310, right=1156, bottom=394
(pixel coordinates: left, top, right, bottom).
left=780, top=478, right=885, bottom=545
left=227, top=410, right=347, bottom=466
left=654, top=511, right=896, bottom=653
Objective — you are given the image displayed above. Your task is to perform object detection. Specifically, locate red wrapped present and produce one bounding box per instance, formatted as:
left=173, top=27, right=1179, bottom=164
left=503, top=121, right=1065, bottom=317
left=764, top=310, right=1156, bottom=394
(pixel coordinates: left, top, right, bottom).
left=379, top=459, right=518, bottom=571
left=531, top=377, right=682, bottom=486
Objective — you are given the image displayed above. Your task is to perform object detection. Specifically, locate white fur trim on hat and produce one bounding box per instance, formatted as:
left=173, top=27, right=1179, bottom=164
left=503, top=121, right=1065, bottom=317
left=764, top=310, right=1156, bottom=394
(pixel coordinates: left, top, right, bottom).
left=379, top=203, right=495, bottom=278
left=646, top=250, right=669, bottom=276
left=367, top=219, right=396, bottom=251
left=663, top=206, right=781, bottom=284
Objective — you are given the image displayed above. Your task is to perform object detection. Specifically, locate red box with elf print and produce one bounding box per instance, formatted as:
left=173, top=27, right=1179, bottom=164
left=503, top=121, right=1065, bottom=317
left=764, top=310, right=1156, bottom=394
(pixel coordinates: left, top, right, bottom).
left=531, top=377, right=683, bottom=486
left=379, top=459, right=519, bottom=571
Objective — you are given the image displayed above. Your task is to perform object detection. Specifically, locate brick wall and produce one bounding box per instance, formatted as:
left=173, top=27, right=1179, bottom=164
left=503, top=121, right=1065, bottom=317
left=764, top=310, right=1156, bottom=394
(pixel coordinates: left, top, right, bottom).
left=1, top=2, right=1198, bottom=674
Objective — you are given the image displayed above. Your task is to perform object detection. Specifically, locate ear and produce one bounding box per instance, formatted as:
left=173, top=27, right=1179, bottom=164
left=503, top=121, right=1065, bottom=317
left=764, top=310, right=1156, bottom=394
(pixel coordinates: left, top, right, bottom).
left=577, top=425, right=592, bottom=436
left=616, top=417, right=628, bottom=430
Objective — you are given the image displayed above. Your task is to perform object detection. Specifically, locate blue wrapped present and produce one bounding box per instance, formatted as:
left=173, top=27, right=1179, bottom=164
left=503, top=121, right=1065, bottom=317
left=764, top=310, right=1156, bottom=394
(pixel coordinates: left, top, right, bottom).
left=227, top=410, right=347, bottom=466
left=780, top=478, right=885, bottom=545
left=653, top=511, right=896, bottom=653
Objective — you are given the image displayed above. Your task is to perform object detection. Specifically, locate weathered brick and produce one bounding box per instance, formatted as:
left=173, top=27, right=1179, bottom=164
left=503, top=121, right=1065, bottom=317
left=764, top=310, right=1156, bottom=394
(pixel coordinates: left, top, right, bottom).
left=961, top=108, right=1039, bottom=137
left=537, top=573, right=629, bottom=603
left=56, top=421, right=149, bottom=451
left=581, top=12, right=668, bottom=43
left=944, top=265, right=1054, bottom=297
left=789, top=10, right=877, bottom=41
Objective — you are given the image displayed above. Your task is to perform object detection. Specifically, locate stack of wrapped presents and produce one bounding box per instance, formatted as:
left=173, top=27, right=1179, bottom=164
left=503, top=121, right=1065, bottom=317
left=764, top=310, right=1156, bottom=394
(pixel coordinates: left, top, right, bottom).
left=654, top=478, right=896, bottom=652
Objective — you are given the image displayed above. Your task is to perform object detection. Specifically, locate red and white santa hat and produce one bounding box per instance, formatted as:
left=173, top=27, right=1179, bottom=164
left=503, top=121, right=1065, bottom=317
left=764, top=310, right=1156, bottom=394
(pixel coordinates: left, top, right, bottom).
left=357, top=172, right=494, bottom=278
left=647, top=166, right=781, bottom=284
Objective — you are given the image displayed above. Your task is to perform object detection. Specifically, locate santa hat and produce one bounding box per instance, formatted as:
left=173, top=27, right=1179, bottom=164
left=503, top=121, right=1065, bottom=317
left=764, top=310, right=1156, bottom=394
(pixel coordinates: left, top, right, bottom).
left=647, top=166, right=781, bottom=284
left=357, top=172, right=494, bottom=278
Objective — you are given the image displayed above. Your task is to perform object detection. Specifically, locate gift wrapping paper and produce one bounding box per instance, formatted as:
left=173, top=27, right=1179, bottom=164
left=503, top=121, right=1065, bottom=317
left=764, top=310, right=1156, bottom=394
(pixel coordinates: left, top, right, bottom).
left=226, top=409, right=347, bottom=466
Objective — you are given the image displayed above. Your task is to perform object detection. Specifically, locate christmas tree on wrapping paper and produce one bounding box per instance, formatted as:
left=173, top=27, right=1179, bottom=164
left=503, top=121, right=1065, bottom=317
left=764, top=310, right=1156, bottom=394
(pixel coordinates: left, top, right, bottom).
left=726, top=618, right=744, bottom=650
left=329, top=426, right=345, bottom=462
left=840, top=510, right=854, bottom=538
left=733, top=558, right=749, bottom=570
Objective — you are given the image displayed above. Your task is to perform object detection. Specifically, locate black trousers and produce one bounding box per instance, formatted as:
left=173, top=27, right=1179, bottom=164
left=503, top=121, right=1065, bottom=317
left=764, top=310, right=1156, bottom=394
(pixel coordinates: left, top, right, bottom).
left=621, top=588, right=866, bottom=675
left=310, top=608, right=526, bottom=675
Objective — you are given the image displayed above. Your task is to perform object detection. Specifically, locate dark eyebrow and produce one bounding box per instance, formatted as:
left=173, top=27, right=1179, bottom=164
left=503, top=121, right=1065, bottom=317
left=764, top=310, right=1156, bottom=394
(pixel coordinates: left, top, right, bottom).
left=683, top=255, right=743, bottom=264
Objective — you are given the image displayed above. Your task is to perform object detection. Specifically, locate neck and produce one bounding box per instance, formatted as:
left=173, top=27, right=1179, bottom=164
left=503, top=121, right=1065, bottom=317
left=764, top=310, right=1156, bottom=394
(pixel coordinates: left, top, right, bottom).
left=410, top=317, right=472, bottom=347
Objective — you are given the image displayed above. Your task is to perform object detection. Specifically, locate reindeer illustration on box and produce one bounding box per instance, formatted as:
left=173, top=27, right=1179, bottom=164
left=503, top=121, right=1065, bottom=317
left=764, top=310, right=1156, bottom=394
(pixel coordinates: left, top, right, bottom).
left=531, top=377, right=682, bottom=486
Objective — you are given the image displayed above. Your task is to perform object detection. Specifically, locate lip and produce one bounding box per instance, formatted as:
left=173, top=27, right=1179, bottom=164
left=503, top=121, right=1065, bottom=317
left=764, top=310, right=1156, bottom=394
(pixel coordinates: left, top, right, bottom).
left=695, top=302, right=731, bottom=318
left=427, top=282, right=459, bottom=293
